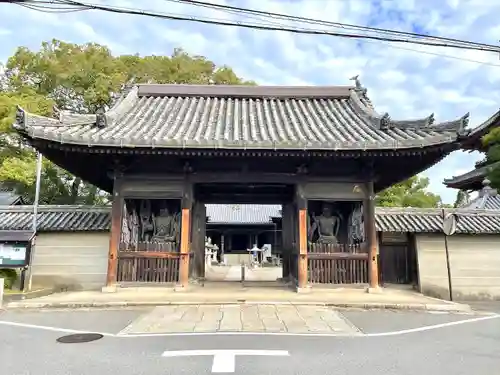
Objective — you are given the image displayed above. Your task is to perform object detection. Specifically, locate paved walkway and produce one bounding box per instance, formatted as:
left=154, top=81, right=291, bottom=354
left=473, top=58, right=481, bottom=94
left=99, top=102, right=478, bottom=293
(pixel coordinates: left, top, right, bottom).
left=118, top=304, right=362, bottom=334
left=5, top=284, right=471, bottom=312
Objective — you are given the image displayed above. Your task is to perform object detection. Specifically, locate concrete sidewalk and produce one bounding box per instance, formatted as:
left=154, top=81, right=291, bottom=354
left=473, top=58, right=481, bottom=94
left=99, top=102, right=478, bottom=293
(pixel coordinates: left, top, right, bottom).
left=5, top=283, right=471, bottom=312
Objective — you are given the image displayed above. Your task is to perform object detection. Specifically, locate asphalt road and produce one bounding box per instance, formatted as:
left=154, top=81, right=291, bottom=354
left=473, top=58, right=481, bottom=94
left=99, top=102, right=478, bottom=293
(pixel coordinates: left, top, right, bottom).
left=0, top=307, right=499, bottom=375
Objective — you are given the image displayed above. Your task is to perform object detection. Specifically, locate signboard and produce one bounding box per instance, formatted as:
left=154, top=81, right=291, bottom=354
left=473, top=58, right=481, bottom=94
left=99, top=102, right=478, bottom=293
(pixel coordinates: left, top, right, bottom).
left=0, top=243, right=29, bottom=267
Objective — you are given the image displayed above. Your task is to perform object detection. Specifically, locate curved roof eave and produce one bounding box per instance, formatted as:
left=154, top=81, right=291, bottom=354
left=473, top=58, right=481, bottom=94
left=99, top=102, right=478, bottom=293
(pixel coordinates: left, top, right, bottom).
left=459, top=108, right=500, bottom=151
left=443, top=160, right=500, bottom=188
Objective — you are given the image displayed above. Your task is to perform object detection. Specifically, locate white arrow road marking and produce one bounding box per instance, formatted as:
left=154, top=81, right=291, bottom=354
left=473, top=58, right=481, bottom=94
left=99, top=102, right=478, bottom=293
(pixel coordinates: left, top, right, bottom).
left=161, top=349, right=290, bottom=373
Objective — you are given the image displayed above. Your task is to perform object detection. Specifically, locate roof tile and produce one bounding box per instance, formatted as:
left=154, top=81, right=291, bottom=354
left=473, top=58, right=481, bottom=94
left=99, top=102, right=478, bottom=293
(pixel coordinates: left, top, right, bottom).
left=16, top=84, right=468, bottom=151
left=1, top=205, right=500, bottom=235
left=206, top=204, right=281, bottom=224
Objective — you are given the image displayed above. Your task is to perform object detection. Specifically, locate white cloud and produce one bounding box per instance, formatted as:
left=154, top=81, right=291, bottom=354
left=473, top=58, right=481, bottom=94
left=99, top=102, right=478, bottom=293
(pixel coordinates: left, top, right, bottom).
left=1, top=0, right=498, bottom=203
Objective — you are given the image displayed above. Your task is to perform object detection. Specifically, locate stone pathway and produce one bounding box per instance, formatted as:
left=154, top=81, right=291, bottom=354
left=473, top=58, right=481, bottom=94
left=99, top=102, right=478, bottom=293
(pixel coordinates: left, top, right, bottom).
left=118, top=304, right=361, bottom=335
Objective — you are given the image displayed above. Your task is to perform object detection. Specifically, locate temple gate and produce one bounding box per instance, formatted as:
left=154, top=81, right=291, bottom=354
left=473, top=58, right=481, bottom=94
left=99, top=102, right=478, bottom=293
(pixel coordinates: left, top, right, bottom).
left=14, top=80, right=469, bottom=291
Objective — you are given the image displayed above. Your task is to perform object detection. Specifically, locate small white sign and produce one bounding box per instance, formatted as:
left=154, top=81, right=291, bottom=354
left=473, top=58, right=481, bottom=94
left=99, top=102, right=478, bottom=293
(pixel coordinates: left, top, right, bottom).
left=0, top=244, right=26, bottom=261
left=162, top=349, right=290, bottom=373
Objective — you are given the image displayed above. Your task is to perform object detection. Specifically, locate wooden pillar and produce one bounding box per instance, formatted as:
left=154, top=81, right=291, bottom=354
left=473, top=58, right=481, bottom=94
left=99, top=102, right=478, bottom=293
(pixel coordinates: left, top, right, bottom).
left=281, top=203, right=293, bottom=279
left=190, top=201, right=206, bottom=279
left=273, top=222, right=277, bottom=262
left=179, top=182, right=193, bottom=288
left=220, top=234, right=225, bottom=264
left=364, top=181, right=379, bottom=289
left=296, top=185, right=308, bottom=290
left=106, top=177, right=124, bottom=288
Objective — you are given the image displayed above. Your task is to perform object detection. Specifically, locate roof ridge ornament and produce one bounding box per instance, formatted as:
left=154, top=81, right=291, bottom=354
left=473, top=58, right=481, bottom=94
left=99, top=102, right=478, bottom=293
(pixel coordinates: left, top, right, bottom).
left=379, top=113, right=392, bottom=130
left=349, top=75, right=368, bottom=96
left=428, top=113, right=435, bottom=126
left=95, top=107, right=107, bottom=129
left=480, top=177, right=498, bottom=197
left=15, top=105, right=27, bottom=129
left=430, top=112, right=469, bottom=135
left=52, top=105, right=61, bottom=120
left=380, top=112, right=437, bottom=131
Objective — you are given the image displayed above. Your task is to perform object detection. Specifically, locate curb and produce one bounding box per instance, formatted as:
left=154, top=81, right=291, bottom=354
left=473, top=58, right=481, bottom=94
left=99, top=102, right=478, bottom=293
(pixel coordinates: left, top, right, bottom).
left=3, top=288, right=54, bottom=302
left=5, top=300, right=472, bottom=313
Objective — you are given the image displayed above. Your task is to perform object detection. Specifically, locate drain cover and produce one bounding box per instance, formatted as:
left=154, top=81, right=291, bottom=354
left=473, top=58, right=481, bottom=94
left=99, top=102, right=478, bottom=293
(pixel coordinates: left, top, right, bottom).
left=56, top=333, right=104, bottom=344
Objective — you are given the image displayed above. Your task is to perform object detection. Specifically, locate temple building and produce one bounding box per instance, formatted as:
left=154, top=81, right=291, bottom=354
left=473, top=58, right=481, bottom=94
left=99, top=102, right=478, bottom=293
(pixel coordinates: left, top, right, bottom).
left=13, top=79, right=472, bottom=291
left=444, top=110, right=500, bottom=199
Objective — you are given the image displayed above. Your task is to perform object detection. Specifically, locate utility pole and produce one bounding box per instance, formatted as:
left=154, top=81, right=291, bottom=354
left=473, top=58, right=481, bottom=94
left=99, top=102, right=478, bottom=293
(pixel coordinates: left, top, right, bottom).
left=25, top=151, right=43, bottom=291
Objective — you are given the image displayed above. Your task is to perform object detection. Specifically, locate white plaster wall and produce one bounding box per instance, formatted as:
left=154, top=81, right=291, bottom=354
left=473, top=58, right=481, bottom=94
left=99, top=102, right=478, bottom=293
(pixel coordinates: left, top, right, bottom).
left=30, top=232, right=109, bottom=291
left=447, top=235, right=500, bottom=300
left=415, top=233, right=500, bottom=301
left=415, top=233, right=449, bottom=299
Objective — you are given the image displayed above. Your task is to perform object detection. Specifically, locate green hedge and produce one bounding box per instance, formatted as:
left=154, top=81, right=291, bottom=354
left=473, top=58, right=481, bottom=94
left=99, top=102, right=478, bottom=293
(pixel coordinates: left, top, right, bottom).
left=0, top=268, right=18, bottom=289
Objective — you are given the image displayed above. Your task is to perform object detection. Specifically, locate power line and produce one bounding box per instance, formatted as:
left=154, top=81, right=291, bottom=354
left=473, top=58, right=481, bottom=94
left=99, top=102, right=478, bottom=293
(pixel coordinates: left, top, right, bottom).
left=164, top=0, right=500, bottom=67
left=13, top=0, right=500, bottom=53
left=170, top=0, right=499, bottom=50
left=10, top=0, right=500, bottom=53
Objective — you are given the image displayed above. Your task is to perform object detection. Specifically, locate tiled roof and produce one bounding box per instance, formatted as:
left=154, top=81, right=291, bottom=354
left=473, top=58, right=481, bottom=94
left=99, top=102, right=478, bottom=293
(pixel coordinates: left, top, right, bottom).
left=443, top=161, right=500, bottom=189
left=461, top=179, right=500, bottom=210
left=376, top=207, right=500, bottom=234
left=465, top=195, right=500, bottom=210
left=0, top=191, right=22, bottom=206
left=15, top=83, right=469, bottom=151
left=206, top=204, right=281, bottom=224
left=1, top=205, right=500, bottom=235
left=0, top=205, right=110, bottom=232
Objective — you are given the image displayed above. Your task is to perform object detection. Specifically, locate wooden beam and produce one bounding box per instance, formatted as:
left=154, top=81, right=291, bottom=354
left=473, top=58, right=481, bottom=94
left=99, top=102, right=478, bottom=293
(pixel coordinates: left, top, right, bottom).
left=308, top=253, right=369, bottom=260
left=364, top=181, right=379, bottom=289
left=121, top=172, right=365, bottom=184
left=106, top=178, right=124, bottom=287
left=118, top=251, right=180, bottom=259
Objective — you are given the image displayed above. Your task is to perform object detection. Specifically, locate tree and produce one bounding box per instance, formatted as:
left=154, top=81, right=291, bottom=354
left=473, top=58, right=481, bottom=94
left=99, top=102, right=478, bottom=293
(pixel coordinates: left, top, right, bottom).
left=482, top=127, right=500, bottom=189
left=375, top=176, right=444, bottom=208
left=453, top=190, right=470, bottom=208
left=0, top=39, right=254, bottom=204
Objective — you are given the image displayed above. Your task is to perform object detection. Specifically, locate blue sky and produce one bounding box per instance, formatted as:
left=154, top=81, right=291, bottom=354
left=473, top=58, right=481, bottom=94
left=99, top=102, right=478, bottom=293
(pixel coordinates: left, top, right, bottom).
left=1, top=0, right=499, bottom=203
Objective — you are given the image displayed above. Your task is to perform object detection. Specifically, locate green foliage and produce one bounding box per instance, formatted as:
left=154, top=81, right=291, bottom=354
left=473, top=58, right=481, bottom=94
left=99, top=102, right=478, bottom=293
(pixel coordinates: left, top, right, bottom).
left=6, top=40, right=128, bottom=113
left=0, top=39, right=252, bottom=204
left=0, top=268, right=18, bottom=289
left=375, top=176, right=444, bottom=208
left=453, top=190, right=470, bottom=208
